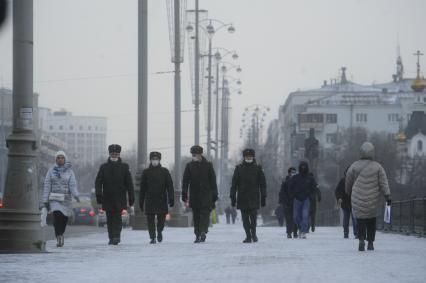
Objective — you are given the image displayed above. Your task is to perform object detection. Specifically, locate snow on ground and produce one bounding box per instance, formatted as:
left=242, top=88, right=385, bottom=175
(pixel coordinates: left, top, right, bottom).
left=1, top=220, right=426, bottom=283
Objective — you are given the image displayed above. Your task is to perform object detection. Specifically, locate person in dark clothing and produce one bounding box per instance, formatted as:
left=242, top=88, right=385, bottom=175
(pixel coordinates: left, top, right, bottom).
left=230, top=149, right=267, bottom=243
left=335, top=168, right=357, bottom=239
left=95, top=144, right=135, bottom=245
left=182, top=145, right=218, bottom=243
left=231, top=207, right=237, bottom=224
left=279, top=167, right=298, bottom=238
left=274, top=205, right=284, bottom=227
left=288, top=161, right=317, bottom=239
left=139, top=151, right=174, bottom=244
left=308, top=175, right=321, bottom=232
left=225, top=206, right=232, bottom=224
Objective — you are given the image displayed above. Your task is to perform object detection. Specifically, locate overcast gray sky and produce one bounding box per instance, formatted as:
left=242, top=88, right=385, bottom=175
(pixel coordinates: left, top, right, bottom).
left=1, top=0, right=425, bottom=166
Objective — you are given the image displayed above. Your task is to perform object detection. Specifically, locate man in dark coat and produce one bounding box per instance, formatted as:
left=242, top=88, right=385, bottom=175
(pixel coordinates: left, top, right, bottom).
left=230, top=149, right=267, bottom=243
left=95, top=144, right=135, bottom=245
left=139, top=152, right=174, bottom=244
left=335, top=168, right=357, bottom=239
left=288, top=161, right=317, bottom=239
left=279, top=167, right=298, bottom=238
left=182, top=145, right=218, bottom=243
left=308, top=173, right=321, bottom=232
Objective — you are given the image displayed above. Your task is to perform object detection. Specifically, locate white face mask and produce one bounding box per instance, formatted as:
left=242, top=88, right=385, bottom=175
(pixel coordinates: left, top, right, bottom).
left=245, top=159, right=253, bottom=163
left=110, top=157, right=118, bottom=162
left=192, top=156, right=201, bottom=162
left=151, top=160, right=160, bottom=166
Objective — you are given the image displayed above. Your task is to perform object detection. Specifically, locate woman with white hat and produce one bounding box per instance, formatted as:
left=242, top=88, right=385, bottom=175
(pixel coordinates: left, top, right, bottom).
left=42, top=151, right=80, bottom=247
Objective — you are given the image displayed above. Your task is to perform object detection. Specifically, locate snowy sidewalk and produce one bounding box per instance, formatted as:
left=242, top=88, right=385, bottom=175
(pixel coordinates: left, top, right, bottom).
left=1, top=223, right=426, bottom=283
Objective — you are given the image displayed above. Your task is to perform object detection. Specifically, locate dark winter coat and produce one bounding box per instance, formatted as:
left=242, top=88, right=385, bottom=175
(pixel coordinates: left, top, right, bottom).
left=182, top=157, right=218, bottom=210
left=335, top=177, right=351, bottom=210
left=95, top=158, right=135, bottom=211
left=288, top=162, right=317, bottom=202
left=279, top=175, right=293, bottom=208
left=230, top=160, right=267, bottom=210
left=139, top=164, right=174, bottom=215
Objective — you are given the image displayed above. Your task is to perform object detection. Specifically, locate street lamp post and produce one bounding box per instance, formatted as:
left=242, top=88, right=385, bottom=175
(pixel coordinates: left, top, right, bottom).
left=194, top=0, right=200, bottom=145
left=0, top=0, right=46, bottom=253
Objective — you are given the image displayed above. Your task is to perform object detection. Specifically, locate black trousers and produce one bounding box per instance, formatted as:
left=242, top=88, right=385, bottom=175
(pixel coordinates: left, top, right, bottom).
left=284, top=205, right=297, bottom=235
left=309, top=199, right=317, bottom=229
left=106, top=210, right=122, bottom=240
left=241, top=209, right=258, bottom=237
left=147, top=214, right=166, bottom=239
left=192, top=208, right=210, bottom=236
left=356, top=217, right=376, bottom=242
left=53, top=211, right=68, bottom=237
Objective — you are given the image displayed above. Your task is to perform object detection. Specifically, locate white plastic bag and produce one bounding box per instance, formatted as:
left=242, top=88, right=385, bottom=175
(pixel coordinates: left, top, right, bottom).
left=40, top=207, right=48, bottom=227
left=384, top=205, right=391, bottom=224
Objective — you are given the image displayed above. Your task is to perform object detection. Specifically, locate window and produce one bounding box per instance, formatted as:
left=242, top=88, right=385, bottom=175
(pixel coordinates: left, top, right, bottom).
left=388, top=113, right=399, bottom=122
left=326, top=133, right=337, bottom=144
left=79, top=125, right=83, bottom=130
left=69, top=125, right=74, bottom=130
left=356, top=113, right=367, bottom=123
left=326, top=114, right=337, bottom=124
left=88, top=126, right=92, bottom=131
left=418, top=140, right=423, bottom=152
left=59, top=125, right=64, bottom=130
left=49, top=125, right=54, bottom=130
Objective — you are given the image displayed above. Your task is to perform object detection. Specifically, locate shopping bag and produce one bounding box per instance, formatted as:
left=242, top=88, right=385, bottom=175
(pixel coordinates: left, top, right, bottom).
left=40, top=207, right=48, bottom=227
left=384, top=205, right=391, bottom=224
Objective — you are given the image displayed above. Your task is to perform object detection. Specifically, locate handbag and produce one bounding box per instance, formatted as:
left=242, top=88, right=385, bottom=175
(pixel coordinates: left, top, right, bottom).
left=384, top=204, right=391, bottom=224
left=49, top=192, right=65, bottom=202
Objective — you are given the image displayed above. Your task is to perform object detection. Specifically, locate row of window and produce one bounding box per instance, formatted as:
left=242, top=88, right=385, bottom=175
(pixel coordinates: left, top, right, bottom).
left=49, top=125, right=105, bottom=131
left=301, top=113, right=405, bottom=125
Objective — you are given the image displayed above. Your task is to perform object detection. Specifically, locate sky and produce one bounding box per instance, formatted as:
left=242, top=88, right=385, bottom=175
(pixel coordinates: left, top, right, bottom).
left=1, top=0, right=426, bottom=166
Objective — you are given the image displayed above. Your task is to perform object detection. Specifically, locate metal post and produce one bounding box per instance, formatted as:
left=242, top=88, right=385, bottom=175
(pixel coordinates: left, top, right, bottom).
left=0, top=0, right=46, bottom=253
left=194, top=0, right=200, bottom=145
left=219, top=73, right=226, bottom=196
left=423, top=197, right=425, bottom=236
left=174, top=0, right=182, bottom=201
left=214, top=61, right=220, bottom=170
left=133, top=0, right=148, bottom=230
left=206, top=37, right=212, bottom=159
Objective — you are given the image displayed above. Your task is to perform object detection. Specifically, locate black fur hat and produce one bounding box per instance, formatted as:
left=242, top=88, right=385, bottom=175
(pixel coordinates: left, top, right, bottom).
left=242, top=148, right=255, bottom=157
left=108, top=144, right=122, bottom=153
left=190, top=145, right=203, bottom=154
left=149, top=151, right=162, bottom=160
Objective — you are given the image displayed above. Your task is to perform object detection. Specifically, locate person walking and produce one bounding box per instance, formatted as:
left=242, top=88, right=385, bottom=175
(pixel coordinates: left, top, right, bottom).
left=182, top=145, right=218, bottom=243
left=335, top=168, right=357, bottom=239
left=345, top=142, right=391, bottom=251
left=279, top=167, right=298, bottom=238
left=230, top=149, right=267, bottom=243
left=225, top=206, right=232, bottom=224
left=288, top=161, right=317, bottom=239
left=95, top=144, right=135, bottom=245
left=139, top=152, right=174, bottom=244
left=43, top=151, right=80, bottom=247
left=231, top=207, right=237, bottom=224
left=308, top=176, right=321, bottom=232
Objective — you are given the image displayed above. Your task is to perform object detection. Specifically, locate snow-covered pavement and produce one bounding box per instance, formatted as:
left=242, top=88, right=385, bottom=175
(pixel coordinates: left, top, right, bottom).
left=1, top=222, right=425, bottom=283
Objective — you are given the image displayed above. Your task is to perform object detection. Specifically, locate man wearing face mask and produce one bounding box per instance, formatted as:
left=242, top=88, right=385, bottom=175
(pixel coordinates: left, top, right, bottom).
left=182, top=145, right=218, bottom=243
left=230, top=149, right=267, bottom=243
left=95, top=144, right=135, bottom=245
left=279, top=167, right=298, bottom=238
left=288, top=161, right=317, bottom=239
left=139, top=152, right=174, bottom=244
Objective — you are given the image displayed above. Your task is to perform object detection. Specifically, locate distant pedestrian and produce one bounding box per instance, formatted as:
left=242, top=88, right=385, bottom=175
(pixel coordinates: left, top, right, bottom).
left=230, top=149, right=267, bottom=243
left=345, top=142, right=391, bottom=251
left=139, top=152, right=174, bottom=244
left=225, top=206, right=232, bottom=224
left=288, top=161, right=317, bottom=239
left=182, top=145, right=218, bottom=243
left=43, top=151, right=80, bottom=247
left=308, top=174, right=321, bottom=232
left=279, top=167, right=298, bottom=238
left=274, top=205, right=284, bottom=227
left=95, top=144, right=135, bottom=245
left=335, top=168, right=357, bottom=239
left=231, top=207, right=237, bottom=224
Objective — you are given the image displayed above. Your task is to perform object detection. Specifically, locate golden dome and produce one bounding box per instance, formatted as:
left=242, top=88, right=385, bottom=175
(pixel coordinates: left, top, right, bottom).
left=395, top=132, right=407, bottom=143
left=411, top=77, right=426, bottom=92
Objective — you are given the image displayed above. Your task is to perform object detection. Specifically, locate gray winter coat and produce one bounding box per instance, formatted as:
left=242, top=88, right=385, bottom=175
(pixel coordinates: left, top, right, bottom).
left=43, top=162, right=79, bottom=217
left=345, top=142, right=390, bottom=219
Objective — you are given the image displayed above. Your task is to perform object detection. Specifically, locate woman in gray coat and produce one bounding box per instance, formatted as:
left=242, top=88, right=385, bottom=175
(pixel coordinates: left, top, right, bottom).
left=43, top=151, right=80, bottom=247
left=345, top=142, right=391, bottom=251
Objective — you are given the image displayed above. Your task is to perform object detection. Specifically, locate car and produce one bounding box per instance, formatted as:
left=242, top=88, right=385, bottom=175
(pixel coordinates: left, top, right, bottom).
left=72, top=206, right=97, bottom=225
left=97, top=208, right=130, bottom=228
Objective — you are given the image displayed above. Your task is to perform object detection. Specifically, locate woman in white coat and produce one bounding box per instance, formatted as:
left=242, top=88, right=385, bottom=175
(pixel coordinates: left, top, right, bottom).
left=43, top=151, right=80, bottom=247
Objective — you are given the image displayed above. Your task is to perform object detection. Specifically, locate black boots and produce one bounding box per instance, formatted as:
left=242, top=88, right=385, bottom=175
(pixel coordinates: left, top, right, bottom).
left=243, top=236, right=252, bottom=243
left=111, top=238, right=120, bottom=245
left=251, top=233, right=258, bottom=243
left=287, top=234, right=292, bottom=239
left=367, top=241, right=374, bottom=251
left=194, top=236, right=201, bottom=243
left=157, top=232, right=163, bottom=243
left=56, top=235, right=64, bottom=247
left=358, top=240, right=365, bottom=251
left=200, top=232, right=206, bottom=242
left=150, top=238, right=156, bottom=244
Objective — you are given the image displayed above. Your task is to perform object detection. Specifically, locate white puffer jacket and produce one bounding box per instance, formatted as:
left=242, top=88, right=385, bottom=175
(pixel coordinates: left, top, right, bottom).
left=345, top=142, right=390, bottom=219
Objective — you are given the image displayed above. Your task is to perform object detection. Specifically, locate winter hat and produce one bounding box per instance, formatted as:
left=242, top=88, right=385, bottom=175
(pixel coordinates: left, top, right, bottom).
left=108, top=144, right=122, bottom=154
left=360, top=142, right=375, bottom=160
left=190, top=145, right=203, bottom=154
left=242, top=148, right=255, bottom=157
left=55, top=150, right=67, bottom=161
left=150, top=151, right=162, bottom=160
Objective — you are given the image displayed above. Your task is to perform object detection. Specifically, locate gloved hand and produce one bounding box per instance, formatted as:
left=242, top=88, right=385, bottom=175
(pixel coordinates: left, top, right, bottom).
left=261, top=197, right=266, bottom=207
left=75, top=196, right=80, bottom=203
left=231, top=196, right=236, bottom=207
left=169, top=199, right=174, bottom=207
left=181, top=192, right=188, bottom=203
left=44, top=202, right=50, bottom=211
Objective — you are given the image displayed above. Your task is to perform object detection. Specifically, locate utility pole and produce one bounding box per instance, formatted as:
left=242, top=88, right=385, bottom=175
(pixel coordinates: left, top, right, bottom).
left=0, top=0, right=45, bottom=253
left=194, top=0, right=200, bottom=145
left=214, top=60, right=220, bottom=170
left=206, top=36, right=212, bottom=158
